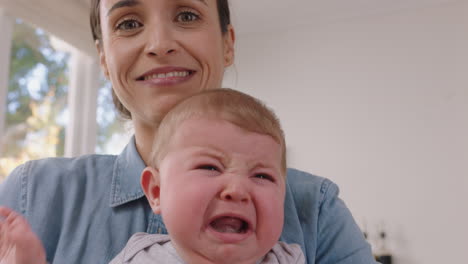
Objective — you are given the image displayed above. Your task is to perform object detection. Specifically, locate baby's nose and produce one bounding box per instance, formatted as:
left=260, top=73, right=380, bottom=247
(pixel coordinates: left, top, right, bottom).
left=219, top=180, right=250, bottom=203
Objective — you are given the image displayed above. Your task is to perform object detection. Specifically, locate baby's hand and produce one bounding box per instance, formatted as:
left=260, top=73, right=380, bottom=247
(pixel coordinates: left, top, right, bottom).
left=0, top=207, right=46, bottom=264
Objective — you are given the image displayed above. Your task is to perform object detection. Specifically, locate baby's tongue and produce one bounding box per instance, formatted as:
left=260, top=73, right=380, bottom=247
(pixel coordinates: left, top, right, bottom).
left=210, top=217, right=244, bottom=233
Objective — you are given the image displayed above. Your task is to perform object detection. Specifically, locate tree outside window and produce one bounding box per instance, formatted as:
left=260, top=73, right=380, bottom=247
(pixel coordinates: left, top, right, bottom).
left=0, top=20, right=70, bottom=181
left=1, top=19, right=133, bottom=182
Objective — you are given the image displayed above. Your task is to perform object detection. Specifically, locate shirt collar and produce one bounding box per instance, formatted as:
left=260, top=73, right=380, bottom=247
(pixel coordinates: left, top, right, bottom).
left=109, top=136, right=147, bottom=207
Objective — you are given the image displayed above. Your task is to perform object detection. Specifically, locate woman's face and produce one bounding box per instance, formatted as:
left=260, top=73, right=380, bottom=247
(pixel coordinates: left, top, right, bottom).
left=97, top=0, right=235, bottom=125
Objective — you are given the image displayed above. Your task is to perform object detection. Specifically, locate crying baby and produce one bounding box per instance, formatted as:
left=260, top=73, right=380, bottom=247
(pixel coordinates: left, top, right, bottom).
left=110, top=89, right=305, bottom=264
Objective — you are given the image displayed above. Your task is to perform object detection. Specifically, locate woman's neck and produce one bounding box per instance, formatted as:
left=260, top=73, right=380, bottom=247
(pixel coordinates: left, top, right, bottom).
left=133, top=119, right=160, bottom=166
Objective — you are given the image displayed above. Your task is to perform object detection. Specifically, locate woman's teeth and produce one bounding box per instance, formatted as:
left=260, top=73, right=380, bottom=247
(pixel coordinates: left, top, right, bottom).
left=143, top=71, right=189, bottom=80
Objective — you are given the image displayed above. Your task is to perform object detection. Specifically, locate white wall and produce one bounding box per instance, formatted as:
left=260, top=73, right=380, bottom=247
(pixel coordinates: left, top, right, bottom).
left=224, top=1, right=468, bottom=263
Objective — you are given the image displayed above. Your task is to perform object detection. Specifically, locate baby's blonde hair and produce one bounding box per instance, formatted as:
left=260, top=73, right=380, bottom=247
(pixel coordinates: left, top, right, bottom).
left=150, top=88, right=287, bottom=176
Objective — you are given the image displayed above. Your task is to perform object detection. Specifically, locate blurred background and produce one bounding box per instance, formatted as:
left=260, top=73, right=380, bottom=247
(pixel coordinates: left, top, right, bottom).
left=0, top=0, right=467, bottom=263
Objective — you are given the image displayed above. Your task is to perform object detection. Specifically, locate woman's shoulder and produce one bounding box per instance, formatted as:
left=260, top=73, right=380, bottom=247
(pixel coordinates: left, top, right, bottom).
left=286, top=168, right=326, bottom=184
left=18, top=154, right=118, bottom=181
left=4, top=154, right=118, bottom=195
left=286, top=168, right=339, bottom=200
left=0, top=154, right=119, bottom=214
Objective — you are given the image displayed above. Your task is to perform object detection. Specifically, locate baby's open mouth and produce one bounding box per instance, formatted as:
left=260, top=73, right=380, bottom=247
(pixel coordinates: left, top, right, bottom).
left=210, top=216, right=249, bottom=234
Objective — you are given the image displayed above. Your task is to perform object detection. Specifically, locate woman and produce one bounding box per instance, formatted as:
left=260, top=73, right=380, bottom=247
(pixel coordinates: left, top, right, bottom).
left=0, top=0, right=376, bottom=263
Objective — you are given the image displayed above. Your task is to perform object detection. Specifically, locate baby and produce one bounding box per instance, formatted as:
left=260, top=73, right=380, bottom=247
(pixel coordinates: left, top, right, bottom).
left=0, top=89, right=304, bottom=264
left=110, top=88, right=304, bottom=264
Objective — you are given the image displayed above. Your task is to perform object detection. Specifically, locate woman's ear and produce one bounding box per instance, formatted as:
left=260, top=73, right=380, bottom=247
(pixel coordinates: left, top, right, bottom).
left=95, top=40, right=110, bottom=79
left=141, top=167, right=162, bottom=214
left=223, top=25, right=236, bottom=67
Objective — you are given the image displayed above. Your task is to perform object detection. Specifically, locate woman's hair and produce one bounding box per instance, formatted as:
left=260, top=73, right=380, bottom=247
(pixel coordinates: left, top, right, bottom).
left=89, top=0, right=232, bottom=119
left=150, top=88, right=287, bottom=177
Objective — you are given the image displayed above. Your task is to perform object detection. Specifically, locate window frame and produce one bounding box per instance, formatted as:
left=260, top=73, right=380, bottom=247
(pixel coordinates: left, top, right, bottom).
left=0, top=10, right=102, bottom=159
left=0, top=9, right=13, bottom=155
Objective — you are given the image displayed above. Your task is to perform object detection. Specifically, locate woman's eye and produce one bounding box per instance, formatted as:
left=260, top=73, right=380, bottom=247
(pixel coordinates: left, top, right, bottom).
left=255, top=174, right=275, bottom=182
left=176, top=11, right=200, bottom=23
left=116, top=19, right=142, bottom=31
left=197, top=165, right=219, bottom=171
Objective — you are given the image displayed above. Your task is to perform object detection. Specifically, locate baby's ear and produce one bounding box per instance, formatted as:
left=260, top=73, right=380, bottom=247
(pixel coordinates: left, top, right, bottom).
left=141, top=167, right=161, bottom=214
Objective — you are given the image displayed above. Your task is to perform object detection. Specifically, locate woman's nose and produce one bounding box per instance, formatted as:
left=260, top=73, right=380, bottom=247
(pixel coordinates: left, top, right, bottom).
left=220, top=180, right=250, bottom=203
left=144, top=22, right=177, bottom=57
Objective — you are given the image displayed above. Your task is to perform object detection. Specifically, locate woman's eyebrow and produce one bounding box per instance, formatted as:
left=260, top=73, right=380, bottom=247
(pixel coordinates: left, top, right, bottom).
left=107, top=0, right=208, bottom=17
left=107, top=0, right=141, bottom=16
left=179, top=0, right=208, bottom=6
left=194, top=0, right=208, bottom=6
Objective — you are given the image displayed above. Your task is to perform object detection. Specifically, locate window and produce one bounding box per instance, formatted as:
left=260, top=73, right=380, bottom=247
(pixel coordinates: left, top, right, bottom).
left=0, top=20, right=71, bottom=180
left=0, top=16, right=134, bottom=183
left=95, top=77, right=133, bottom=155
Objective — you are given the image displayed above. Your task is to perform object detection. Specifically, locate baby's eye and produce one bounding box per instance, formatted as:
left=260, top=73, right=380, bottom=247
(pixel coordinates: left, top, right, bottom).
left=176, top=11, right=200, bottom=23
left=116, top=18, right=142, bottom=31
left=197, top=165, right=219, bottom=171
left=255, top=173, right=275, bottom=182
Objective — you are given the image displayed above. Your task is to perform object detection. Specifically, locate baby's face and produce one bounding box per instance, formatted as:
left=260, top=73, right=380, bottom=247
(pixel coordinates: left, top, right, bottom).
left=158, top=117, right=285, bottom=264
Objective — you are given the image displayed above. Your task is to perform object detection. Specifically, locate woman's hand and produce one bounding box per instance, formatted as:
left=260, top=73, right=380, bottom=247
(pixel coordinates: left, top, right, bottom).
left=0, top=207, right=46, bottom=264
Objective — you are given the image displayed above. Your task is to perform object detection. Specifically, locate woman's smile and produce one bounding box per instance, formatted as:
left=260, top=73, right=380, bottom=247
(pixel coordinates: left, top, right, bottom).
left=136, top=66, right=196, bottom=86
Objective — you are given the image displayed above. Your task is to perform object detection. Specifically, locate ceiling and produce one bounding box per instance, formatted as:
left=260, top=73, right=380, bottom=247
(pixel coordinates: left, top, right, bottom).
left=0, top=0, right=461, bottom=56
left=229, top=0, right=461, bottom=34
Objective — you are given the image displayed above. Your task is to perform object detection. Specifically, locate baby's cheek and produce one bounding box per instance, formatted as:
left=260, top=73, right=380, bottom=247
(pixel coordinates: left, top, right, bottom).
left=256, top=199, right=284, bottom=254
left=259, top=194, right=284, bottom=232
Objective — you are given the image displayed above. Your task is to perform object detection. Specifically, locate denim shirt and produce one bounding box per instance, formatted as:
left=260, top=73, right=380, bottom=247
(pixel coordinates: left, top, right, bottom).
left=0, top=137, right=376, bottom=264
